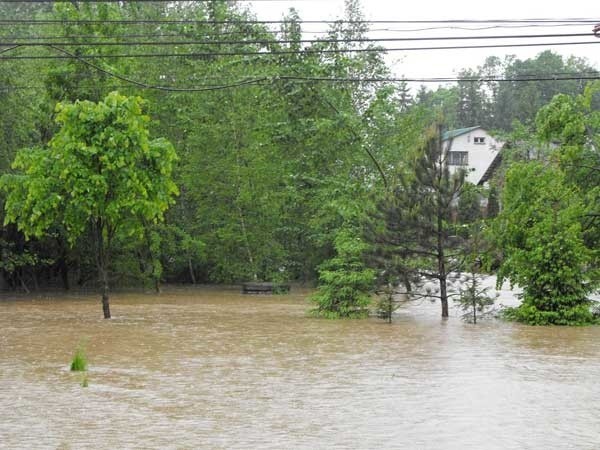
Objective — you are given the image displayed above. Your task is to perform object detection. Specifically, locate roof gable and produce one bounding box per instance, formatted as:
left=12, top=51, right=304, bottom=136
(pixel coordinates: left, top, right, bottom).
left=442, top=126, right=481, bottom=141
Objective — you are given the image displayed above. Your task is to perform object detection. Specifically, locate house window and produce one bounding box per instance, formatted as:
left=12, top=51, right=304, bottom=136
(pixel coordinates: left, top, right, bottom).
left=448, top=151, right=469, bottom=166
left=474, top=136, right=486, bottom=144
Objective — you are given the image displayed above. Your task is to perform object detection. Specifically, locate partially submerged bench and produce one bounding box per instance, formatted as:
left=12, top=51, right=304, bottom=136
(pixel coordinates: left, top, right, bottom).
left=242, top=282, right=290, bottom=295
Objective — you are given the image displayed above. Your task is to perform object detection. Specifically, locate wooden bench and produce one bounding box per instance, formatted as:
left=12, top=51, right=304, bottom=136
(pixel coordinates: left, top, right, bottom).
left=242, top=282, right=290, bottom=295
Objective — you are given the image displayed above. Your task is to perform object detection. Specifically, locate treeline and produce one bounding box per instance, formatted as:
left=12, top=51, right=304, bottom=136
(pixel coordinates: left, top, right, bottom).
left=0, top=0, right=597, bottom=319
left=0, top=0, right=415, bottom=288
left=415, top=52, right=599, bottom=131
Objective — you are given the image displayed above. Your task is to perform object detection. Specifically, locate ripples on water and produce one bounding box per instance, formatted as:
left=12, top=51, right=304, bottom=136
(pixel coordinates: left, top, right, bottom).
left=1, top=286, right=600, bottom=449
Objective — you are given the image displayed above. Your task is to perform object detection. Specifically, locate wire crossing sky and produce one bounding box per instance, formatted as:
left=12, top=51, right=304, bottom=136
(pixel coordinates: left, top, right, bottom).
left=0, top=0, right=597, bottom=91
left=248, top=0, right=600, bottom=86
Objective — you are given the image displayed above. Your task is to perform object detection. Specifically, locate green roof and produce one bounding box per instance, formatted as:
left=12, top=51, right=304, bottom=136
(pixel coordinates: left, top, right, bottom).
left=442, top=126, right=480, bottom=141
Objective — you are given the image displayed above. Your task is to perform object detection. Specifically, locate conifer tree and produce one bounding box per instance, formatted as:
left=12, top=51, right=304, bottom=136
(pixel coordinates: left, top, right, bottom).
left=369, top=123, right=466, bottom=318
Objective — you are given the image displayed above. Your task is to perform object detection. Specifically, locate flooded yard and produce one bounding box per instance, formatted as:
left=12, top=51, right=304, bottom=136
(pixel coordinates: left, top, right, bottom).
left=1, top=286, right=600, bottom=449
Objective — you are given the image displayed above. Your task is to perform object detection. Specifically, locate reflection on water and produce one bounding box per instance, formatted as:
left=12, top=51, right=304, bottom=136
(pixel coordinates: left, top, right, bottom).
left=1, top=286, right=600, bottom=449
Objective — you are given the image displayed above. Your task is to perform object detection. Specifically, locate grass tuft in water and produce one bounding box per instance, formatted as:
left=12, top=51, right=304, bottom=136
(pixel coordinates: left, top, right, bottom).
left=81, top=374, right=89, bottom=388
left=70, top=346, right=88, bottom=372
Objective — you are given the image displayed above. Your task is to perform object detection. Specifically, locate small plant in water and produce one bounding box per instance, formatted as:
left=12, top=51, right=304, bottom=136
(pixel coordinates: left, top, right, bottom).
left=375, top=282, right=406, bottom=323
left=70, top=346, right=88, bottom=372
left=454, top=271, right=498, bottom=324
left=81, top=374, right=89, bottom=388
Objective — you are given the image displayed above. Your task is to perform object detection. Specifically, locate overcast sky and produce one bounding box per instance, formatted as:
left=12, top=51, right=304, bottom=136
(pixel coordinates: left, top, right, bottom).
left=248, top=0, right=599, bottom=89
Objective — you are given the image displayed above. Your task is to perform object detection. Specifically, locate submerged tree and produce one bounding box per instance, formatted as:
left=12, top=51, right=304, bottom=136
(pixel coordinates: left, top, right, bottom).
left=370, top=123, right=467, bottom=318
left=492, top=162, right=597, bottom=325
left=455, top=226, right=497, bottom=323
left=1, top=92, right=178, bottom=318
left=311, top=227, right=376, bottom=319
left=455, top=270, right=496, bottom=324
left=536, top=81, right=600, bottom=258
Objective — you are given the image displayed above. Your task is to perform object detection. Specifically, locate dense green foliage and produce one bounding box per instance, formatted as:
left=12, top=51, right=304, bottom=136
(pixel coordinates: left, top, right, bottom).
left=493, top=163, right=597, bottom=325
left=0, top=0, right=411, bottom=290
left=369, top=124, right=466, bottom=318
left=311, top=228, right=376, bottom=319
left=415, top=52, right=597, bottom=131
left=1, top=92, right=178, bottom=317
left=0, top=1, right=598, bottom=325
left=457, top=183, right=483, bottom=224
left=2, top=92, right=177, bottom=241
left=487, top=83, right=600, bottom=325
left=536, top=81, right=600, bottom=260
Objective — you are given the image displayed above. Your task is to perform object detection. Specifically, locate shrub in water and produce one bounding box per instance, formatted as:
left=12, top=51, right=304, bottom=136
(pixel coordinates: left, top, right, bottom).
left=310, top=229, right=375, bottom=319
left=70, top=346, right=88, bottom=372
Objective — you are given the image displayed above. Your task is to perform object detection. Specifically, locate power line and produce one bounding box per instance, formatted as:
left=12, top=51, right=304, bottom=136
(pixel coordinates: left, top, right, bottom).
left=47, top=44, right=272, bottom=91
left=2, top=69, right=599, bottom=84
left=0, top=32, right=595, bottom=47
left=4, top=44, right=600, bottom=93
left=0, top=23, right=593, bottom=40
left=0, top=18, right=598, bottom=25
left=1, top=40, right=599, bottom=59
left=1, top=74, right=599, bottom=93
left=0, top=32, right=271, bottom=40
left=278, top=75, right=600, bottom=83
left=9, top=68, right=599, bottom=82
left=0, top=45, right=19, bottom=54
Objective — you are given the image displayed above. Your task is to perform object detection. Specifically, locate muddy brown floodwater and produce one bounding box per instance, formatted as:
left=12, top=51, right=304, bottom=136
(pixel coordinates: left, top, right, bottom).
left=1, top=286, right=600, bottom=449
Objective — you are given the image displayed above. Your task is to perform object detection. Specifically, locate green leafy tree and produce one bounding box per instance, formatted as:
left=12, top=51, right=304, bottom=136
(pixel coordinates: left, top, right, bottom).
left=486, top=186, right=500, bottom=218
left=311, top=227, right=376, bottom=319
left=414, top=86, right=460, bottom=129
left=1, top=92, right=178, bottom=318
left=458, top=183, right=483, bottom=224
left=536, top=81, right=600, bottom=256
left=156, top=223, right=205, bottom=284
left=0, top=237, right=43, bottom=292
left=492, top=162, right=597, bottom=325
left=456, top=68, right=487, bottom=128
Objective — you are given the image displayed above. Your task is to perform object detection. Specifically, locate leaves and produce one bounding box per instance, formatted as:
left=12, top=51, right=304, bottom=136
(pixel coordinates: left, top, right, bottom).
left=1, top=92, right=178, bottom=299
left=492, top=162, right=597, bottom=325
left=311, top=227, right=375, bottom=319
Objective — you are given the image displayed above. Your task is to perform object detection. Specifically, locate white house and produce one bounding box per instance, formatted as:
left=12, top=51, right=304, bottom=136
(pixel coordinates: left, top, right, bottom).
left=443, top=126, right=504, bottom=186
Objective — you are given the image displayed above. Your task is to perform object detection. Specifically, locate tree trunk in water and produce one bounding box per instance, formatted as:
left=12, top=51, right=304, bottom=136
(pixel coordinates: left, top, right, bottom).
left=60, top=260, right=70, bottom=290
left=31, top=267, right=39, bottom=291
left=437, top=209, right=449, bottom=319
left=58, top=237, right=70, bottom=290
left=95, top=220, right=112, bottom=319
left=188, top=257, right=197, bottom=284
left=102, top=283, right=111, bottom=319
left=19, top=272, right=30, bottom=294
left=100, top=266, right=111, bottom=319
left=439, top=277, right=449, bottom=318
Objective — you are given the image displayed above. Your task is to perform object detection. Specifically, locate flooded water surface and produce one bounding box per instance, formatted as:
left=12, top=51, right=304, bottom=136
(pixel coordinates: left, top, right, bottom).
left=1, top=287, right=600, bottom=449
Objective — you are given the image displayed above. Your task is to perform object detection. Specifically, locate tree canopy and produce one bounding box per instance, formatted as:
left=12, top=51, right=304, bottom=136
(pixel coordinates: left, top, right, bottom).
left=1, top=92, right=178, bottom=317
left=0, top=1, right=599, bottom=325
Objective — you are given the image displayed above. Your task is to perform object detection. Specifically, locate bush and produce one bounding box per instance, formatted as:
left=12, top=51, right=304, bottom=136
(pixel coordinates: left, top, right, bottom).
left=492, top=162, right=598, bottom=326
left=503, top=303, right=597, bottom=326
left=310, top=228, right=375, bottom=319
left=70, top=346, right=88, bottom=372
